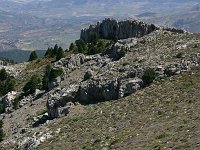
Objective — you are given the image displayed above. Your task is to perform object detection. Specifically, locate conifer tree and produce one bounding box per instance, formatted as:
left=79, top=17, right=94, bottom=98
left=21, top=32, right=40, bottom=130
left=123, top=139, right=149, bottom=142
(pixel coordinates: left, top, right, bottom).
left=56, top=47, right=64, bottom=61
left=53, top=44, right=59, bottom=56
left=44, top=47, right=53, bottom=57
left=29, top=51, right=38, bottom=61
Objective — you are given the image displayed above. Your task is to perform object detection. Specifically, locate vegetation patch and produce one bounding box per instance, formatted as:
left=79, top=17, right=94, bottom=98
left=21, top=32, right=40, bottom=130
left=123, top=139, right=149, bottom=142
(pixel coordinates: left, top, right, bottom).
left=142, top=68, right=157, bottom=86
left=0, top=120, right=5, bottom=142
left=49, top=68, right=63, bottom=80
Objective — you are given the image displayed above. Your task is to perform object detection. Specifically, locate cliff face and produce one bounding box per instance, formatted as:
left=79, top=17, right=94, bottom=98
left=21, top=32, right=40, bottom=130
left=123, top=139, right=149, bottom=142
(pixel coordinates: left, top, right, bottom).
left=80, top=18, right=185, bottom=42
left=80, top=18, right=158, bottom=41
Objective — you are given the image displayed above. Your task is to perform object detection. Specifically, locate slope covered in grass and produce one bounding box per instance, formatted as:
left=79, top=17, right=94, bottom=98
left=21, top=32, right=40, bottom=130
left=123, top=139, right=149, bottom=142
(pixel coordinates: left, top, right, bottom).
left=38, top=67, right=200, bottom=150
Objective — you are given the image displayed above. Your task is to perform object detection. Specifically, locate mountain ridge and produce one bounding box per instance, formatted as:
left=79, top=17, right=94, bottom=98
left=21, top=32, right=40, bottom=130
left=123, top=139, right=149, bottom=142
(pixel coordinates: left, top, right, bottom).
left=0, top=18, right=200, bottom=149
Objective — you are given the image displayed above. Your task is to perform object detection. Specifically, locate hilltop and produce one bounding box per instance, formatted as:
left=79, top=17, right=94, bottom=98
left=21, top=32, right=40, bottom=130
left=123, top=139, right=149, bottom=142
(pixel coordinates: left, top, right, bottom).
left=0, top=18, right=200, bottom=150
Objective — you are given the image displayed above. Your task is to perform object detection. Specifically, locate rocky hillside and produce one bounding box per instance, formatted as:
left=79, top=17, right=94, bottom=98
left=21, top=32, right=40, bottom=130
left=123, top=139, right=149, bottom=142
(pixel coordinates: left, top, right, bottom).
left=0, top=19, right=200, bottom=150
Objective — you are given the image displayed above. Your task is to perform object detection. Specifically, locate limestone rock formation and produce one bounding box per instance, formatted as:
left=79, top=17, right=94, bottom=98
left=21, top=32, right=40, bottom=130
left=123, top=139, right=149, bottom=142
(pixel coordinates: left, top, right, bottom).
left=54, top=54, right=85, bottom=73
left=46, top=85, right=78, bottom=118
left=81, top=18, right=159, bottom=42
left=80, top=18, right=186, bottom=42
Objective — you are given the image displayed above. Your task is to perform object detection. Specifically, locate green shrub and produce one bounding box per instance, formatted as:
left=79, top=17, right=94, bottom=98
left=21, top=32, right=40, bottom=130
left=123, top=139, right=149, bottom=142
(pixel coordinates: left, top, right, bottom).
left=142, top=68, right=156, bottom=86
left=13, top=95, right=23, bottom=110
left=23, top=74, right=41, bottom=95
left=176, top=52, right=184, bottom=58
left=49, top=68, right=63, bottom=81
left=0, top=68, right=8, bottom=81
left=0, top=69, right=15, bottom=96
left=42, top=65, right=52, bottom=91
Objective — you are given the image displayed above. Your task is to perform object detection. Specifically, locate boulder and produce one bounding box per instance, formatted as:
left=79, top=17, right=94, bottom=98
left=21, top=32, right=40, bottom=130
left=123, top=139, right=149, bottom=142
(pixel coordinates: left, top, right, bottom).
left=48, top=76, right=62, bottom=90
left=1, top=91, right=17, bottom=113
left=46, top=85, right=79, bottom=118
left=118, top=77, right=143, bottom=98
left=77, top=78, right=119, bottom=104
left=54, top=54, right=85, bottom=72
left=19, top=133, right=53, bottom=150
left=164, top=64, right=181, bottom=76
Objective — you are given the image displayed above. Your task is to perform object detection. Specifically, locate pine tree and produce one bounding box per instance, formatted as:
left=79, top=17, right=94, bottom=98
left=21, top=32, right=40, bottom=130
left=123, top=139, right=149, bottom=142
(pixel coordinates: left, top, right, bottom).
left=56, top=47, right=64, bottom=61
left=53, top=44, right=59, bottom=56
left=44, top=47, right=53, bottom=57
left=0, top=69, right=15, bottom=96
left=29, top=51, right=38, bottom=61
left=42, top=64, right=52, bottom=91
left=69, top=43, right=75, bottom=51
left=23, top=74, right=41, bottom=95
left=0, top=68, right=8, bottom=81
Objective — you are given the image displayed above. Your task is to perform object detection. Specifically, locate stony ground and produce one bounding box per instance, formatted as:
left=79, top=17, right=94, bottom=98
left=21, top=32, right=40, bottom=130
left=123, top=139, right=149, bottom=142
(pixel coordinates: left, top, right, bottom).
left=1, top=30, right=200, bottom=150
left=37, top=67, right=200, bottom=150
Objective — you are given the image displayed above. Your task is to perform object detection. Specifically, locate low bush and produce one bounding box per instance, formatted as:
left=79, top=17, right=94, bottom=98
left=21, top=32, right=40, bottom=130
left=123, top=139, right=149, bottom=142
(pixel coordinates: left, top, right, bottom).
left=49, top=68, right=63, bottom=81
left=142, top=68, right=156, bottom=86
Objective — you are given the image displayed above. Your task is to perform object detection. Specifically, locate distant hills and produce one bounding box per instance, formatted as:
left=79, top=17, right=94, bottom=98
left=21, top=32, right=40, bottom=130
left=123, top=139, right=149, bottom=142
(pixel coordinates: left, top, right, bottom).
left=0, top=50, right=46, bottom=62
left=0, top=0, right=200, bottom=62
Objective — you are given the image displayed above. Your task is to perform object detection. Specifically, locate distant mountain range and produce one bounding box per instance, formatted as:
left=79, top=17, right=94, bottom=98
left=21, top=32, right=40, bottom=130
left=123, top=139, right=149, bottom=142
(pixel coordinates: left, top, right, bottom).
left=0, top=0, right=200, bottom=62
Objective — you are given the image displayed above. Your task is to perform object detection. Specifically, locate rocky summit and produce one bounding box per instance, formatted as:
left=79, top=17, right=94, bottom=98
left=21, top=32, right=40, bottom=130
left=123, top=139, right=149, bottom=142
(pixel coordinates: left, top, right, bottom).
left=0, top=19, right=200, bottom=150
left=80, top=18, right=185, bottom=42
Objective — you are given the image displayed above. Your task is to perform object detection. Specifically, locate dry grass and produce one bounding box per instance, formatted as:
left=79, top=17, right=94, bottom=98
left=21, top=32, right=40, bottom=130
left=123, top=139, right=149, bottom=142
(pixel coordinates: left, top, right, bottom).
left=38, top=67, right=200, bottom=150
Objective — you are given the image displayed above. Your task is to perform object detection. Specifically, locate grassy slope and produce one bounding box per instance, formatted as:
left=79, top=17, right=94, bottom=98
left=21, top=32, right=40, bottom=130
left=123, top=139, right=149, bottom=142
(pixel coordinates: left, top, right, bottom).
left=38, top=67, right=200, bottom=150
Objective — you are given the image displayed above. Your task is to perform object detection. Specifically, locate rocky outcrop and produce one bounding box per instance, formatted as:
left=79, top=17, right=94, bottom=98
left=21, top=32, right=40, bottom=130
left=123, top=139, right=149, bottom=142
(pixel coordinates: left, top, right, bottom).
left=54, top=54, right=86, bottom=73
left=0, top=62, right=28, bottom=78
left=1, top=91, right=17, bottom=113
left=18, top=132, right=53, bottom=150
left=48, top=76, right=62, bottom=90
left=46, top=50, right=200, bottom=119
left=80, top=18, right=159, bottom=42
left=78, top=78, right=119, bottom=103
left=46, top=85, right=78, bottom=118
left=118, top=78, right=143, bottom=98
left=80, top=18, right=186, bottom=42
left=46, top=76, right=144, bottom=118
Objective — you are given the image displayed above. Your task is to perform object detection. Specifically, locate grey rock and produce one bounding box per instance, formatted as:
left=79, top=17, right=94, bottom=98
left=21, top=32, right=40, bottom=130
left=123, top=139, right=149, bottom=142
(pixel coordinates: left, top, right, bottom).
left=46, top=85, right=78, bottom=118
left=118, top=77, right=143, bottom=99
left=19, top=132, right=53, bottom=150
left=78, top=78, right=119, bottom=103
left=81, top=18, right=159, bottom=42
left=48, top=76, right=62, bottom=90
left=33, top=113, right=49, bottom=127
left=34, top=89, right=45, bottom=97
left=1, top=91, right=17, bottom=113
left=80, top=18, right=185, bottom=42
left=54, top=54, right=85, bottom=72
